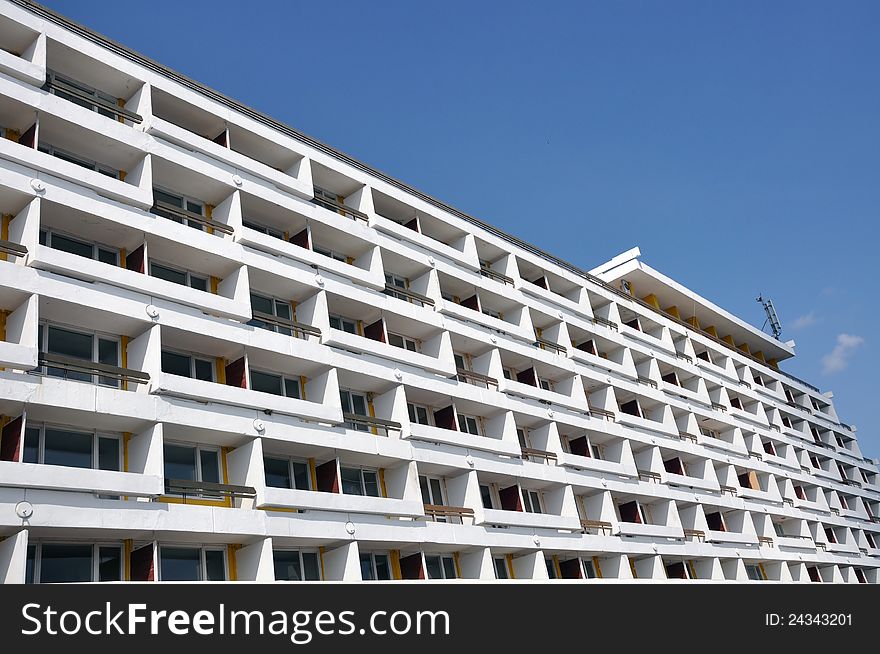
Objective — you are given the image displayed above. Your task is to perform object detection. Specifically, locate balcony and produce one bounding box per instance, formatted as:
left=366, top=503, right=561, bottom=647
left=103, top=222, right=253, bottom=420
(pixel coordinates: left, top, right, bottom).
left=481, top=507, right=580, bottom=531
left=164, top=478, right=256, bottom=502
left=423, top=504, right=476, bottom=524
left=0, top=240, right=27, bottom=258
left=480, top=265, right=514, bottom=286
left=580, top=519, right=613, bottom=536
left=152, top=199, right=234, bottom=236
left=311, top=193, right=369, bottom=223
left=342, top=412, right=402, bottom=437
left=455, top=368, right=499, bottom=390
left=250, top=310, right=321, bottom=339
left=38, top=353, right=149, bottom=388
left=383, top=283, right=435, bottom=307
left=45, top=74, right=142, bottom=123
left=0, top=460, right=162, bottom=498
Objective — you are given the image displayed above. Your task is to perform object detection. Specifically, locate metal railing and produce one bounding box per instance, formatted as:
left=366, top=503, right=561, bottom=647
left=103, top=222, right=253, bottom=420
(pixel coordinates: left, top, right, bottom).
left=675, top=352, right=693, bottom=364
left=164, top=478, right=256, bottom=500
left=638, top=470, right=661, bottom=483
left=46, top=76, right=143, bottom=123
left=588, top=406, right=616, bottom=421
left=342, top=412, right=402, bottom=435
left=783, top=498, right=795, bottom=507
left=383, top=284, right=435, bottom=307
left=750, top=452, right=763, bottom=461
left=758, top=536, right=774, bottom=547
left=684, top=528, right=706, bottom=542
left=534, top=337, right=566, bottom=355
left=719, top=485, right=738, bottom=496
left=637, top=376, right=658, bottom=389
left=521, top=447, right=557, bottom=463
left=454, top=368, right=498, bottom=389
left=423, top=504, right=475, bottom=523
left=152, top=200, right=235, bottom=235
left=591, top=316, right=619, bottom=331
left=250, top=311, right=321, bottom=338
left=581, top=519, right=613, bottom=536
left=311, top=195, right=369, bottom=222
left=38, top=353, right=150, bottom=385
left=0, top=240, right=27, bottom=258
left=678, top=431, right=698, bottom=444
left=711, top=402, right=727, bottom=413
left=840, top=478, right=862, bottom=488
left=479, top=266, right=514, bottom=286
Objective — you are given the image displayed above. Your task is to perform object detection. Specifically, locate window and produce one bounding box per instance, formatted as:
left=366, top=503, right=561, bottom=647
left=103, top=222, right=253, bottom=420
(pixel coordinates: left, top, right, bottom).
left=38, top=323, right=120, bottom=386
left=388, top=332, right=418, bottom=352
left=824, top=527, right=837, bottom=544
left=360, top=553, right=391, bottom=581
left=781, top=416, right=792, bottom=429
left=502, top=368, right=514, bottom=380
left=521, top=488, right=543, bottom=514
left=152, top=187, right=205, bottom=231
left=47, top=71, right=117, bottom=118
left=264, top=456, right=311, bottom=490
left=340, top=467, right=381, bottom=497
left=493, top=557, right=509, bottom=580
left=163, top=443, right=220, bottom=494
left=453, top=353, right=468, bottom=371
left=699, top=426, right=719, bottom=440
left=582, top=559, right=598, bottom=579
left=482, top=307, right=501, bottom=320
left=22, top=424, right=120, bottom=471
left=865, top=533, right=877, bottom=549
left=313, top=244, right=347, bottom=262
left=457, top=414, right=480, bottom=436
left=26, top=543, right=122, bottom=583
left=314, top=186, right=341, bottom=207
left=793, top=485, right=806, bottom=501
left=249, top=293, right=294, bottom=335
left=161, top=350, right=214, bottom=381
left=545, top=558, right=557, bottom=579
left=730, top=397, right=743, bottom=410
left=329, top=314, right=357, bottom=334
left=419, top=475, right=445, bottom=506
left=772, top=522, right=786, bottom=537
left=250, top=369, right=301, bottom=398
left=425, top=555, right=457, bottom=580
left=762, top=441, right=777, bottom=456
left=273, top=550, right=321, bottom=581
left=516, top=428, right=530, bottom=449
left=695, top=350, right=712, bottom=363
left=340, top=390, right=369, bottom=430
left=538, top=377, right=554, bottom=392
left=243, top=219, right=284, bottom=240
left=744, top=564, right=765, bottom=581
left=150, top=261, right=209, bottom=291
left=407, top=403, right=431, bottom=426
left=479, top=484, right=495, bottom=509
left=159, top=546, right=226, bottom=581
left=40, top=228, right=118, bottom=264
left=38, top=142, right=119, bottom=178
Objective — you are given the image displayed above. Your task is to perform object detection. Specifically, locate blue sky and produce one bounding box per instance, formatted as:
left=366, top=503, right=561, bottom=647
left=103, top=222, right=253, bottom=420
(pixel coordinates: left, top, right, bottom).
left=43, top=0, right=879, bottom=456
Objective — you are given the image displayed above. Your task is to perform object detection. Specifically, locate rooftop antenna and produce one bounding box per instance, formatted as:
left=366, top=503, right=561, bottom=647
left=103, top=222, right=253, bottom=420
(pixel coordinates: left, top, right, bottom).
left=756, top=294, right=782, bottom=339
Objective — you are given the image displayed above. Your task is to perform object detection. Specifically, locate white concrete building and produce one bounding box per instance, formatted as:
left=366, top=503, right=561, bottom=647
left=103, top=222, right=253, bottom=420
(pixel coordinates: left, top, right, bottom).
left=0, top=0, right=877, bottom=583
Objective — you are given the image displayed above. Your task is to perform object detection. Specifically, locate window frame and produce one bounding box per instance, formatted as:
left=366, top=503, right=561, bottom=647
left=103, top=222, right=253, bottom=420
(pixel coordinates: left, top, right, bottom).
left=387, top=331, right=419, bottom=353
left=149, top=260, right=209, bottom=292
left=272, top=549, right=322, bottom=581
left=38, top=321, right=121, bottom=387
left=22, top=422, right=122, bottom=471
left=456, top=413, right=481, bottom=436
left=424, top=554, right=457, bottom=580
left=38, top=141, right=120, bottom=178
left=360, top=552, right=392, bottom=581
left=407, top=402, right=432, bottom=426
left=26, top=541, right=124, bottom=584
left=248, top=368, right=302, bottom=399
left=160, top=348, right=215, bottom=382
left=39, top=227, right=119, bottom=265
left=263, top=455, right=312, bottom=491
left=520, top=487, right=544, bottom=514
left=329, top=314, right=358, bottom=334
left=162, top=441, right=222, bottom=488
left=339, top=465, right=382, bottom=498
left=157, top=545, right=228, bottom=582
left=248, top=292, right=294, bottom=335
left=152, top=186, right=206, bottom=231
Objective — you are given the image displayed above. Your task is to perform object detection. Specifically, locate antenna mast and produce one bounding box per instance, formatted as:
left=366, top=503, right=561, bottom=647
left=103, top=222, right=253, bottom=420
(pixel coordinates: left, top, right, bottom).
left=756, top=295, right=782, bottom=339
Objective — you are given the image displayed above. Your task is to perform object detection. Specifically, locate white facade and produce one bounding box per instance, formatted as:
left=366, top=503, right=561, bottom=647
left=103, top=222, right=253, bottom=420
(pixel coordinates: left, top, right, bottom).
left=0, top=0, right=877, bottom=583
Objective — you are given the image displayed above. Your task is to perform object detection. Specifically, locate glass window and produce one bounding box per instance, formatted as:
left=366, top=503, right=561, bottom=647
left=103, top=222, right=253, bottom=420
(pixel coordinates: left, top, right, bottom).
left=23, top=427, right=39, bottom=464
left=50, top=233, right=93, bottom=259
left=161, top=350, right=191, bottom=377
left=264, top=457, right=291, bottom=489
left=329, top=315, right=357, bottom=334
left=164, top=444, right=197, bottom=482
left=151, top=262, right=188, bottom=286
left=98, top=546, right=123, bottom=582
left=582, top=560, right=597, bottom=579
left=98, top=436, right=120, bottom=471
left=38, top=544, right=92, bottom=583
left=194, top=358, right=214, bottom=382
left=160, top=547, right=201, bottom=581
left=43, top=428, right=92, bottom=469
left=424, top=555, right=456, bottom=580
left=407, top=403, right=430, bottom=425
left=457, top=414, right=480, bottom=435
left=388, top=333, right=417, bottom=352
left=479, top=484, right=494, bottom=509
left=340, top=390, right=370, bottom=431
left=493, top=557, right=508, bottom=580
left=340, top=467, right=380, bottom=497
left=250, top=370, right=300, bottom=398
left=360, top=553, right=391, bottom=581
left=274, top=551, right=321, bottom=581
left=204, top=549, right=226, bottom=581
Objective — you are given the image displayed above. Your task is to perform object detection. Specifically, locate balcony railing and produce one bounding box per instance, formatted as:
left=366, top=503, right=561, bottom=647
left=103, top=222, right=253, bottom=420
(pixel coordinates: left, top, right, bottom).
left=684, top=528, right=706, bottom=542
left=342, top=412, right=402, bottom=435
left=580, top=519, right=613, bottom=536
left=637, top=376, right=658, bottom=389
left=678, top=431, right=698, bottom=444
left=588, top=406, right=616, bottom=421
left=164, top=478, right=256, bottom=500
left=423, top=503, right=475, bottom=523
left=533, top=337, right=566, bottom=356
left=0, top=240, right=27, bottom=258
left=383, top=284, right=435, bottom=307
left=750, top=452, right=763, bottom=461
left=152, top=200, right=235, bottom=235
left=454, top=368, right=498, bottom=389
left=479, top=266, right=514, bottom=286
left=311, top=195, right=369, bottom=222
left=840, top=478, right=862, bottom=488
left=45, top=76, right=144, bottom=123
left=38, top=353, right=150, bottom=385
left=521, top=447, right=557, bottom=463
left=719, top=485, right=738, bottom=496
left=675, top=351, right=693, bottom=364
left=638, top=470, right=661, bottom=483
left=758, top=536, right=774, bottom=547
left=783, top=498, right=794, bottom=507
left=711, top=402, right=727, bottom=413
left=591, top=316, right=619, bottom=331
left=250, top=311, right=321, bottom=338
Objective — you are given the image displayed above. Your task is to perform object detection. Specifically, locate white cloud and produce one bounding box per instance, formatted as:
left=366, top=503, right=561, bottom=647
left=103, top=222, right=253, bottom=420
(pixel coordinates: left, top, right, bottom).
left=822, top=334, right=864, bottom=374
left=791, top=311, right=817, bottom=330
